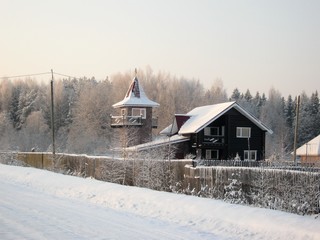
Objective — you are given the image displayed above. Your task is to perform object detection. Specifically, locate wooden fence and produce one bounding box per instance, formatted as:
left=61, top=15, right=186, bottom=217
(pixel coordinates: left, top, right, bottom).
left=0, top=152, right=191, bottom=190
left=1, top=152, right=319, bottom=215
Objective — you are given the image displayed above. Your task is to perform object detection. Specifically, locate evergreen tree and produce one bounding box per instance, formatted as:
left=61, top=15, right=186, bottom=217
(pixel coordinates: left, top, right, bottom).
left=9, top=83, right=22, bottom=129
left=237, top=89, right=260, bottom=117
left=310, top=91, right=320, bottom=136
left=230, top=88, right=241, bottom=101
left=244, top=89, right=252, bottom=102
left=283, top=95, right=295, bottom=151
left=261, top=93, right=267, bottom=105
left=298, top=93, right=313, bottom=146
left=252, top=92, right=262, bottom=118
left=310, top=91, right=319, bottom=115
left=298, top=91, right=320, bottom=145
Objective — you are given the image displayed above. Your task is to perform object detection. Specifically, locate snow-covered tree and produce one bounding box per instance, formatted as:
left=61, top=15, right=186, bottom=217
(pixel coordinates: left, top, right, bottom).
left=223, top=170, right=249, bottom=204
left=297, top=92, right=319, bottom=147
left=0, top=112, right=14, bottom=151
left=204, top=79, right=228, bottom=105
left=16, top=111, right=50, bottom=152
left=8, top=82, right=23, bottom=129
left=260, top=88, right=287, bottom=159
left=309, top=91, right=320, bottom=137
left=67, top=78, right=113, bottom=154
left=133, top=144, right=177, bottom=191
left=1, top=69, right=319, bottom=158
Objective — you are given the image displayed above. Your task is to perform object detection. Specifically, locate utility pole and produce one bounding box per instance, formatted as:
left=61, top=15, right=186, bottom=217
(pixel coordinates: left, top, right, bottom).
left=51, top=69, right=56, bottom=155
left=293, top=95, right=300, bottom=164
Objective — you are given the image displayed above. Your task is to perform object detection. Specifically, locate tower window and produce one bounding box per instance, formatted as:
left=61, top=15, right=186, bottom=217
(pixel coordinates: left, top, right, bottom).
left=132, top=108, right=146, bottom=119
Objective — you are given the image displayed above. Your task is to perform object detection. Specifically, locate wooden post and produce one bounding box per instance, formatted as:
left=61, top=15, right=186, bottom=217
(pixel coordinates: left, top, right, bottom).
left=293, top=95, right=300, bottom=164
left=51, top=69, right=56, bottom=155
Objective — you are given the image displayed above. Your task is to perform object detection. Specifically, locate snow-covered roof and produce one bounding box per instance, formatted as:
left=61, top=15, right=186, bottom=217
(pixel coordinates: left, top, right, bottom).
left=161, top=101, right=273, bottom=135
left=160, top=123, right=177, bottom=136
left=126, top=135, right=189, bottom=151
left=296, top=134, right=320, bottom=156
left=113, top=76, right=159, bottom=108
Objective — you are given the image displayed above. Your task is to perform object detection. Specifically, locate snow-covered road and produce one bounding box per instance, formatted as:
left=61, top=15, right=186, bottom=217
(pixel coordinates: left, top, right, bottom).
left=0, top=175, right=214, bottom=239
left=1, top=164, right=319, bottom=240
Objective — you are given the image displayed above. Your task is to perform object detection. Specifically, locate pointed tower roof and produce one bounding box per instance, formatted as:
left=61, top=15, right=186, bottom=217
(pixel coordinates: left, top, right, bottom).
left=112, top=74, right=159, bottom=108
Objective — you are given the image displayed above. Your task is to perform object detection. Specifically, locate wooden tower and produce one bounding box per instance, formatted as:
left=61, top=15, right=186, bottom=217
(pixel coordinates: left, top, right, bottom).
left=111, top=71, right=159, bottom=147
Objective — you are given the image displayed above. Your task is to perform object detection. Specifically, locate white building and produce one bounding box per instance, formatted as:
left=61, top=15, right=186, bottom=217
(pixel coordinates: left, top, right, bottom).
left=296, top=134, right=320, bottom=163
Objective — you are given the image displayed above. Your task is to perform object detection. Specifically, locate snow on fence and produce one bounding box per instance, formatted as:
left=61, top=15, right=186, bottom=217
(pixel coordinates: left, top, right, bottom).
left=196, top=159, right=320, bottom=172
left=184, top=164, right=320, bottom=215
left=0, top=152, right=191, bottom=192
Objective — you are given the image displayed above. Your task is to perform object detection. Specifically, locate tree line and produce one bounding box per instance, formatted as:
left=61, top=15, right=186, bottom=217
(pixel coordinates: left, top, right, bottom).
left=0, top=67, right=319, bottom=159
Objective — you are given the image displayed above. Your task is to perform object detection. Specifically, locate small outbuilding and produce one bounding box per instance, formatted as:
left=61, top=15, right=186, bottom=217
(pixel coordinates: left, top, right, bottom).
left=295, top=134, right=320, bottom=163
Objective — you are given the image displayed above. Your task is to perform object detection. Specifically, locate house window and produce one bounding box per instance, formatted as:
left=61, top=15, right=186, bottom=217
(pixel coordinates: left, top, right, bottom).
left=236, top=127, right=251, bottom=138
left=244, top=150, right=257, bottom=160
left=206, top=149, right=219, bottom=160
left=132, top=108, right=146, bottom=119
left=204, top=127, right=219, bottom=136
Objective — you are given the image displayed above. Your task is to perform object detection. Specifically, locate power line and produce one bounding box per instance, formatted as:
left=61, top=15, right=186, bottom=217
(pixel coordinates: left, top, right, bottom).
left=0, top=71, right=102, bottom=82
left=0, top=71, right=85, bottom=81
left=0, top=72, right=51, bottom=79
left=53, top=72, right=78, bottom=79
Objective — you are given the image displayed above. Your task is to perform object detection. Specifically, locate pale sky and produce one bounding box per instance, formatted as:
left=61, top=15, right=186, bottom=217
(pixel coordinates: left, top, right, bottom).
left=1, top=0, right=319, bottom=97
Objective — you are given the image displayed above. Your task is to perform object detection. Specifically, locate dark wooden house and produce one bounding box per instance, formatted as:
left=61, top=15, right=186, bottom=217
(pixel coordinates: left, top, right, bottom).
left=130, top=102, right=272, bottom=160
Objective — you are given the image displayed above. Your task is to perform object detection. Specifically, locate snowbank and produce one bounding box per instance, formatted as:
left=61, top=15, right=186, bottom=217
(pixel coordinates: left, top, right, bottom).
left=1, top=164, right=320, bottom=240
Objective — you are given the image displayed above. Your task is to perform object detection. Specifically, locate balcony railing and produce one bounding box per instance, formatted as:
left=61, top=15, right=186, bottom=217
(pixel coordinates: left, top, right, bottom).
left=111, top=116, right=158, bottom=128
left=111, top=116, right=142, bottom=127
left=202, top=136, right=225, bottom=147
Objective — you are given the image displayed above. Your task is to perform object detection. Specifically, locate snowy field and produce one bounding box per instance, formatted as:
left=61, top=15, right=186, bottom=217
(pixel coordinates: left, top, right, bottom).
left=1, top=164, right=319, bottom=240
